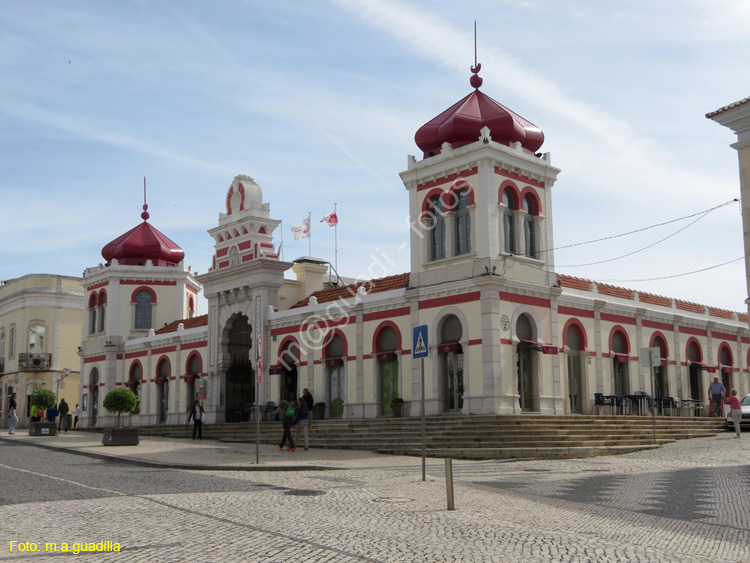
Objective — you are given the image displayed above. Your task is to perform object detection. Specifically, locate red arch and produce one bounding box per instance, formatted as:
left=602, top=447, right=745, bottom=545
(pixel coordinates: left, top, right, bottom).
left=445, top=179, right=475, bottom=211
left=562, top=318, right=588, bottom=350
left=130, top=286, right=157, bottom=303
left=322, top=328, right=348, bottom=359
left=649, top=331, right=669, bottom=358
left=420, top=188, right=447, bottom=220
left=372, top=321, right=403, bottom=353
left=188, top=296, right=194, bottom=313
left=129, top=360, right=143, bottom=382
left=520, top=187, right=543, bottom=216
left=155, top=355, right=171, bottom=380
left=608, top=325, right=631, bottom=354
left=185, top=351, right=202, bottom=375
left=88, top=293, right=97, bottom=307
left=98, top=289, right=107, bottom=305
left=685, top=337, right=703, bottom=363
left=717, top=342, right=734, bottom=366
left=277, top=336, right=300, bottom=364
left=498, top=180, right=521, bottom=209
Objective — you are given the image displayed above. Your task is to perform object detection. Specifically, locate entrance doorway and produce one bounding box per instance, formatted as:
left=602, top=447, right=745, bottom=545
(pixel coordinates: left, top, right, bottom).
left=566, top=324, right=584, bottom=414
left=439, top=315, right=463, bottom=413
left=224, top=315, right=254, bottom=423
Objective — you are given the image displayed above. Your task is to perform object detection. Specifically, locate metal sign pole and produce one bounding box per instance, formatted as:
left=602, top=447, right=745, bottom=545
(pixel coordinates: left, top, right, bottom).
left=649, top=348, right=656, bottom=445
left=421, top=357, right=426, bottom=482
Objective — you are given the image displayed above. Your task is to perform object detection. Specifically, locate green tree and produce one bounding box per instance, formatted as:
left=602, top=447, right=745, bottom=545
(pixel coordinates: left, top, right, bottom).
left=30, top=388, right=56, bottom=411
left=102, top=387, right=137, bottom=427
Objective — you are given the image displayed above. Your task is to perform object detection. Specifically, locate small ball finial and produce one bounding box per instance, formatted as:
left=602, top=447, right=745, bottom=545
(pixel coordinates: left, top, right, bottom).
left=470, top=62, right=482, bottom=89
left=141, top=203, right=149, bottom=221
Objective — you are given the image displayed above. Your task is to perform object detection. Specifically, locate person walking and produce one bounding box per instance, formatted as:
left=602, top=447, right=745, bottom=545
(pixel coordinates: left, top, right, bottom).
left=295, top=396, right=310, bottom=451
left=47, top=403, right=59, bottom=425
left=8, top=393, right=18, bottom=435
left=73, top=404, right=80, bottom=429
left=708, top=376, right=726, bottom=418
left=187, top=399, right=205, bottom=440
left=273, top=392, right=295, bottom=451
left=302, top=387, right=314, bottom=429
left=58, top=398, right=70, bottom=432
left=724, top=389, right=743, bottom=438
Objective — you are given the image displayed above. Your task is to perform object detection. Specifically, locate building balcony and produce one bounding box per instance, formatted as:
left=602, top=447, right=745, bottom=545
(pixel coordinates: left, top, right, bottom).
left=18, top=353, right=52, bottom=370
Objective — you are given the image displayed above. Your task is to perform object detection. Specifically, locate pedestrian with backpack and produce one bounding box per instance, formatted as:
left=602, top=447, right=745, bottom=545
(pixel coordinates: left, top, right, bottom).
left=273, top=392, right=296, bottom=451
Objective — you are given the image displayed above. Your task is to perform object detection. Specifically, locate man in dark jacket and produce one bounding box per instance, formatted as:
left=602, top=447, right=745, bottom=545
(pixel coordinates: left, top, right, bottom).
left=58, top=399, right=70, bottom=431
left=273, top=392, right=295, bottom=451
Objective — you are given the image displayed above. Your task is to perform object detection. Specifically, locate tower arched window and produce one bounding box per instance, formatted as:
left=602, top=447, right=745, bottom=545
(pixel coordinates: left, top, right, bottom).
left=27, top=324, right=45, bottom=353
left=454, top=188, right=471, bottom=255
left=523, top=195, right=536, bottom=259
left=97, top=292, right=106, bottom=333
left=426, top=195, right=446, bottom=260
left=88, top=294, right=97, bottom=335
left=135, top=290, right=153, bottom=329
left=502, top=189, right=515, bottom=254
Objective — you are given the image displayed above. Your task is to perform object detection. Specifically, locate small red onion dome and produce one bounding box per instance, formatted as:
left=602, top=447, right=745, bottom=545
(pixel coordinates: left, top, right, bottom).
left=415, top=66, right=544, bottom=158
left=101, top=205, right=184, bottom=266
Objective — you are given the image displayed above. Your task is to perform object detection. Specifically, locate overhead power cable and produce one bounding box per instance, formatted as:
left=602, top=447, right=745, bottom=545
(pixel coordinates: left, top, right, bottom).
left=591, top=256, right=744, bottom=283
left=556, top=207, right=716, bottom=267
left=544, top=198, right=738, bottom=257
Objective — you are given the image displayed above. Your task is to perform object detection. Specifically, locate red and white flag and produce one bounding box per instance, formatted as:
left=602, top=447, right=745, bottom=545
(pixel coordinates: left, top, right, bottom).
left=321, top=210, right=338, bottom=227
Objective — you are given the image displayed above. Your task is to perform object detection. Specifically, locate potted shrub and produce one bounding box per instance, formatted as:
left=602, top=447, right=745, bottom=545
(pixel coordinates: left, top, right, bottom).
left=330, top=397, right=344, bottom=418
left=101, top=387, right=139, bottom=446
left=29, top=389, right=57, bottom=436
left=313, top=402, right=326, bottom=421
left=391, top=396, right=405, bottom=418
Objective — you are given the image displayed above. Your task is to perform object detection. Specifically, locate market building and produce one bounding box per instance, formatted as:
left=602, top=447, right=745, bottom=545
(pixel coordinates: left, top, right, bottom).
left=75, top=69, right=750, bottom=428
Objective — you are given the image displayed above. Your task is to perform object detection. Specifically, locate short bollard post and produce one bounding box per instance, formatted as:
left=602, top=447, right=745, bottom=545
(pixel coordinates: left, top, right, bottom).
left=445, top=458, right=455, bottom=511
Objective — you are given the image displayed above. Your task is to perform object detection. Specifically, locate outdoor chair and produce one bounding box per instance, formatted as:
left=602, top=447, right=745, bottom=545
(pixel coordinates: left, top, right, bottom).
left=594, top=393, right=613, bottom=415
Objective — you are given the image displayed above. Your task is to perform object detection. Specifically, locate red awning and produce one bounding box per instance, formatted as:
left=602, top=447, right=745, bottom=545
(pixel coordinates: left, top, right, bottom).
left=612, top=352, right=629, bottom=362
left=376, top=351, right=397, bottom=361
left=519, top=340, right=558, bottom=354
left=268, top=364, right=283, bottom=375
left=690, top=361, right=716, bottom=372
left=326, top=357, right=343, bottom=367
left=438, top=342, right=458, bottom=354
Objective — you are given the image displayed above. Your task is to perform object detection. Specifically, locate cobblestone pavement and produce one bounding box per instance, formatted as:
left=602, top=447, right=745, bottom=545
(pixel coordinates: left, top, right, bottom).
left=0, top=432, right=748, bottom=562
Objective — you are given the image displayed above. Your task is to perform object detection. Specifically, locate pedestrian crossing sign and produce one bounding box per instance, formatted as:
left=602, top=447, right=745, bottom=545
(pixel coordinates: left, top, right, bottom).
left=413, top=325, right=428, bottom=359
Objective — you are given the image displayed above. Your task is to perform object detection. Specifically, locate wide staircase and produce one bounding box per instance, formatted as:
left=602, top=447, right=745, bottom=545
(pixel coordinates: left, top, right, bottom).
left=138, top=414, right=727, bottom=460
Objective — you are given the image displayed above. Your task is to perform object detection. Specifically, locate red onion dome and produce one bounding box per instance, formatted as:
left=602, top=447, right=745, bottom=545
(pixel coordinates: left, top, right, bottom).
left=415, top=89, right=544, bottom=158
left=101, top=208, right=184, bottom=266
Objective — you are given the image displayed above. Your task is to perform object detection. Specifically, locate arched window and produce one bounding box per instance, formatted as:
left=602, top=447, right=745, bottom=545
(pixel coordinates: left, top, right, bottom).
left=565, top=323, right=584, bottom=413
left=135, top=290, right=153, bottom=329
left=97, top=292, right=107, bottom=333
left=523, top=195, right=536, bottom=258
left=27, top=324, right=45, bottom=353
left=502, top=189, right=515, bottom=254
left=188, top=296, right=195, bottom=319
left=228, top=246, right=239, bottom=267
left=129, top=363, right=142, bottom=400
left=426, top=195, right=445, bottom=260
left=88, top=294, right=97, bottom=335
left=0, top=328, right=6, bottom=361
left=454, top=188, right=471, bottom=255
left=186, top=354, right=202, bottom=410
left=9, top=326, right=15, bottom=358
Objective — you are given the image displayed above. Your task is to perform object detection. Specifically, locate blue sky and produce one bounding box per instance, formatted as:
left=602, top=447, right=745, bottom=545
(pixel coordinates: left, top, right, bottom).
left=2, top=0, right=750, bottom=312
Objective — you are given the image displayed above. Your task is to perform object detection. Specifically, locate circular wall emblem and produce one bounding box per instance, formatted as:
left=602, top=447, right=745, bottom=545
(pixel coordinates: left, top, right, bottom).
left=500, top=315, right=510, bottom=332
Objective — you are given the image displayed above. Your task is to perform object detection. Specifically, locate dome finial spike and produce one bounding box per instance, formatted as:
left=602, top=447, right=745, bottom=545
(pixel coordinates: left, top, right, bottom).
left=141, top=176, right=150, bottom=221
left=470, top=21, right=483, bottom=89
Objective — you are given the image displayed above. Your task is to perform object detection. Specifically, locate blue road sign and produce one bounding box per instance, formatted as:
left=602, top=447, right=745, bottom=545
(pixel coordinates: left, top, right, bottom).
left=413, top=324, right=429, bottom=359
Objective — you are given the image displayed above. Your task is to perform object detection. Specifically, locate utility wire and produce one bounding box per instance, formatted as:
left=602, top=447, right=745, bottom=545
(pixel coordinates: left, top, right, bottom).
left=543, top=198, right=738, bottom=256
left=592, top=257, right=743, bottom=283
left=555, top=208, right=714, bottom=267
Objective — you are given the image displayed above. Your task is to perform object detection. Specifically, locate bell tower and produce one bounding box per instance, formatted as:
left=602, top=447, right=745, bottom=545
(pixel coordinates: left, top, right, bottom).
left=400, top=64, right=561, bottom=290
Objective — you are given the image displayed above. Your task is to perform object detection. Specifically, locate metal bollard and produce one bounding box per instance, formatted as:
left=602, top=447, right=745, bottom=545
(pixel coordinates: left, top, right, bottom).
left=445, top=458, right=455, bottom=511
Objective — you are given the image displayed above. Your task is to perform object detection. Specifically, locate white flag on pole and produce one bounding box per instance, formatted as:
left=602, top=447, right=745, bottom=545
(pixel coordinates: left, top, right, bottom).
left=291, top=217, right=311, bottom=240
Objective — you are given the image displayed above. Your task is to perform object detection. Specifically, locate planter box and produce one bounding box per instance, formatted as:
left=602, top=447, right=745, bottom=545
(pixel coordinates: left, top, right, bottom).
left=313, top=405, right=326, bottom=420
left=28, top=421, right=57, bottom=436
left=392, top=402, right=412, bottom=417
left=102, top=427, right=139, bottom=446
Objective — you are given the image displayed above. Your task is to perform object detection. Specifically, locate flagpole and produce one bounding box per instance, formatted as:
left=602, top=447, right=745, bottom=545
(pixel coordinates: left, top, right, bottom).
left=308, top=211, right=312, bottom=257
left=279, top=220, right=285, bottom=261
left=334, top=202, right=338, bottom=275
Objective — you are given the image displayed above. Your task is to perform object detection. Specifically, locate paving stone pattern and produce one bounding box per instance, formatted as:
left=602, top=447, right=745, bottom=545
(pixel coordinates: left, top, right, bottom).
left=0, top=433, right=748, bottom=562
